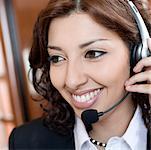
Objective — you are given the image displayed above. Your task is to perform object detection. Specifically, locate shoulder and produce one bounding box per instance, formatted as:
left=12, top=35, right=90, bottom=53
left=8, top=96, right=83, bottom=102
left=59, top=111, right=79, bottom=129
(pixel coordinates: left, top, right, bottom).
left=9, top=118, right=75, bottom=149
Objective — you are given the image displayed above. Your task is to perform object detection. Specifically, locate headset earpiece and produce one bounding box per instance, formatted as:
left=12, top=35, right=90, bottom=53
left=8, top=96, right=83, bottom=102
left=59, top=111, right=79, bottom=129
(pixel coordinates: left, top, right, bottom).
left=128, top=0, right=151, bottom=67
left=131, top=43, right=143, bottom=67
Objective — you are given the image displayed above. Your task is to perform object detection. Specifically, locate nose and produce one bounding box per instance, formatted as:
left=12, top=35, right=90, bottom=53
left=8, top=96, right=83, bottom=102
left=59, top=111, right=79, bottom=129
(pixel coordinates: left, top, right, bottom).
left=65, top=61, right=88, bottom=91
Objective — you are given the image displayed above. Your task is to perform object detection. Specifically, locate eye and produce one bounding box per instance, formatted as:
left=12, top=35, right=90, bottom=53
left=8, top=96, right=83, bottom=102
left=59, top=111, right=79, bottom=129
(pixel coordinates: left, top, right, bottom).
left=85, top=50, right=106, bottom=59
left=48, top=55, right=65, bottom=64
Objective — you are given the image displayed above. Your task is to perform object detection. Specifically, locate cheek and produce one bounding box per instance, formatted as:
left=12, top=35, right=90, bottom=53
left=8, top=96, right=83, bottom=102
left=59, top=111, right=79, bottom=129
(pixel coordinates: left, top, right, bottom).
left=49, top=67, right=65, bottom=90
left=108, top=62, right=130, bottom=86
left=89, top=55, right=130, bottom=86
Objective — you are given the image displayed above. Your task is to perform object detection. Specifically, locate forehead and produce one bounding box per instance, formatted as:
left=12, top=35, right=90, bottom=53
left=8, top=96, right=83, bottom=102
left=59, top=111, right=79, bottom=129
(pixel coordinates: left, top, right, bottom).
left=48, top=13, right=101, bottom=36
left=48, top=13, right=121, bottom=45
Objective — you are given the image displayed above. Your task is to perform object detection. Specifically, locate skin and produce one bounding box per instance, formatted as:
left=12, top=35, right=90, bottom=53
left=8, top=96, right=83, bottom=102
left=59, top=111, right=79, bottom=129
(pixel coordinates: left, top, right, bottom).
left=47, top=13, right=151, bottom=142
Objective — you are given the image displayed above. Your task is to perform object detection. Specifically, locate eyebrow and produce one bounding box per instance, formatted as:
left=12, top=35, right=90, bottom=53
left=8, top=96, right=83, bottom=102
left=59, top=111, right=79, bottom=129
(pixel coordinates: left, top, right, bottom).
left=47, top=38, right=109, bottom=51
left=79, top=38, right=109, bottom=49
left=47, top=46, right=62, bottom=51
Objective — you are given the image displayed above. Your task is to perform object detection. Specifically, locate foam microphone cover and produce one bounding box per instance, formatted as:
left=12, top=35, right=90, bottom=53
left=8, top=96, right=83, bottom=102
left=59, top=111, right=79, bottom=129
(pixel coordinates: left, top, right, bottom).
left=81, top=109, right=99, bottom=132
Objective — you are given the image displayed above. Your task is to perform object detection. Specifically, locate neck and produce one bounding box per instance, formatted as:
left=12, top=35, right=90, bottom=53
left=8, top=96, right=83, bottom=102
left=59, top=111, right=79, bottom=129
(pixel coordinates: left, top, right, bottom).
left=89, top=95, right=136, bottom=143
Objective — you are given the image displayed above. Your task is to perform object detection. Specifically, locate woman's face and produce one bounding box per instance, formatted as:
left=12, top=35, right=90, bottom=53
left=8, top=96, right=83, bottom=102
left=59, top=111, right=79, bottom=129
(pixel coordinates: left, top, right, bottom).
left=48, top=13, right=131, bottom=118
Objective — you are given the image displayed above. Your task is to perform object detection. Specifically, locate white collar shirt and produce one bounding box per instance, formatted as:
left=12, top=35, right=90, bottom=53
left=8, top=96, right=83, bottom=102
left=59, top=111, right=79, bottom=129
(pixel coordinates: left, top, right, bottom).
left=73, top=106, right=147, bottom=150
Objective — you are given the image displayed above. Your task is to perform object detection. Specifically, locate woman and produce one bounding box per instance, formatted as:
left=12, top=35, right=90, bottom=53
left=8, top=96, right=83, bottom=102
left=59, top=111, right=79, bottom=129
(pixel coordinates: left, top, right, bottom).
left=9, top=0, right=151, bottom=149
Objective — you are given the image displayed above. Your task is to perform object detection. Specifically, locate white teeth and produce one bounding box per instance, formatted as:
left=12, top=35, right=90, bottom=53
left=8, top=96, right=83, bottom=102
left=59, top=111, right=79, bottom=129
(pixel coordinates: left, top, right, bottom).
left=94, top=90, right=98, bottom=96
left=90, top=92, right=94, bottom=98
left=77, top=96, right=81, bottom=101
left=72, top=89, right=101, bottom=103
left=85, top=94, right=90, bottom=101
left=81, top=95, right=86, bottom=102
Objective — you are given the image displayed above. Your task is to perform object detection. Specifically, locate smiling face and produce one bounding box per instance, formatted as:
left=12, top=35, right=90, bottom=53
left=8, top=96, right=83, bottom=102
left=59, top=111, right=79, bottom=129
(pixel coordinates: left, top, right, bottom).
left=48, top=13, right=132, bottom=118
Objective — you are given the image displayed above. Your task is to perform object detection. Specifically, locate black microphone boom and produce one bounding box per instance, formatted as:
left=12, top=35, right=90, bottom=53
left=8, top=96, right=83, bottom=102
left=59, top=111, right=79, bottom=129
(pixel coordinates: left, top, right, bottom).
left=81, top=110, right=104, bottom=132
left=81, top=92, right=129, bottom=132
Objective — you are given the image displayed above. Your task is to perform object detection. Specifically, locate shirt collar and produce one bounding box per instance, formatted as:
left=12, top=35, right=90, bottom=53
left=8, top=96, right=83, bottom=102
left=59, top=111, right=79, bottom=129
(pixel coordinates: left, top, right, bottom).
left=122, top=106, right=147, bottom=150
left=74, top=117, right=91, bottom=150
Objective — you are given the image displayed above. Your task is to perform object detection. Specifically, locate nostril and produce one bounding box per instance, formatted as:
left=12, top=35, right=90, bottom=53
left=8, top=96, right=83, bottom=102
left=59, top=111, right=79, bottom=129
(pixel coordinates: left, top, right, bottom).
left=65, top=70, right=88, bottom=91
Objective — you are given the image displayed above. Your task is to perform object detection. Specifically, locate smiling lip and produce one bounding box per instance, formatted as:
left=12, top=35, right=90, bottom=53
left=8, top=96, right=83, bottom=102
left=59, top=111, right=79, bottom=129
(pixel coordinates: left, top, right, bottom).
left=72, top=88, right=102, bottom=109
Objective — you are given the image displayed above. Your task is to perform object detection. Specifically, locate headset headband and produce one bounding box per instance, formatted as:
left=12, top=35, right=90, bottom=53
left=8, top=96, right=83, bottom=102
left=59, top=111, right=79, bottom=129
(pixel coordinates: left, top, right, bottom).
left=127, top=0, right=150, bottom=58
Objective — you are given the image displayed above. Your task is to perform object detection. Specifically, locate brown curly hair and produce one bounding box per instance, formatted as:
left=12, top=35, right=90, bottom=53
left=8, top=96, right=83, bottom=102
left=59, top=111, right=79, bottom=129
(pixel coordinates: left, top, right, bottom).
left=29, top=0, right=151, bottom=135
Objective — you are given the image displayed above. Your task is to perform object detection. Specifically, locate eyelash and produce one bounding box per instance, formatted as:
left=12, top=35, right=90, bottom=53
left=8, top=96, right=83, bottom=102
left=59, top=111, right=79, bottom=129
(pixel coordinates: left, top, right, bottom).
left=48, top=50, right=107, bottom=64
left=48, top=55, right=65, bottom=64
left=85, top=50, right=107, bottom=59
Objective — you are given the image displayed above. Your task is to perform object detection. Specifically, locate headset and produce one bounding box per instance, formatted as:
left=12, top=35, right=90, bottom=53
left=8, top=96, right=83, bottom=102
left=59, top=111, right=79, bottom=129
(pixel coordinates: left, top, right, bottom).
left=127, top=0, right=151, bottom=66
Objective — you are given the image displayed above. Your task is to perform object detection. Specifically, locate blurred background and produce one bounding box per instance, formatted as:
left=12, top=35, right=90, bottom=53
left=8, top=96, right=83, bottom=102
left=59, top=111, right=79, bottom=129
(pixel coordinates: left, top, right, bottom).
left=0, top=0, right=151, bottom=149
left=0, top=0, right=48, bottom=149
